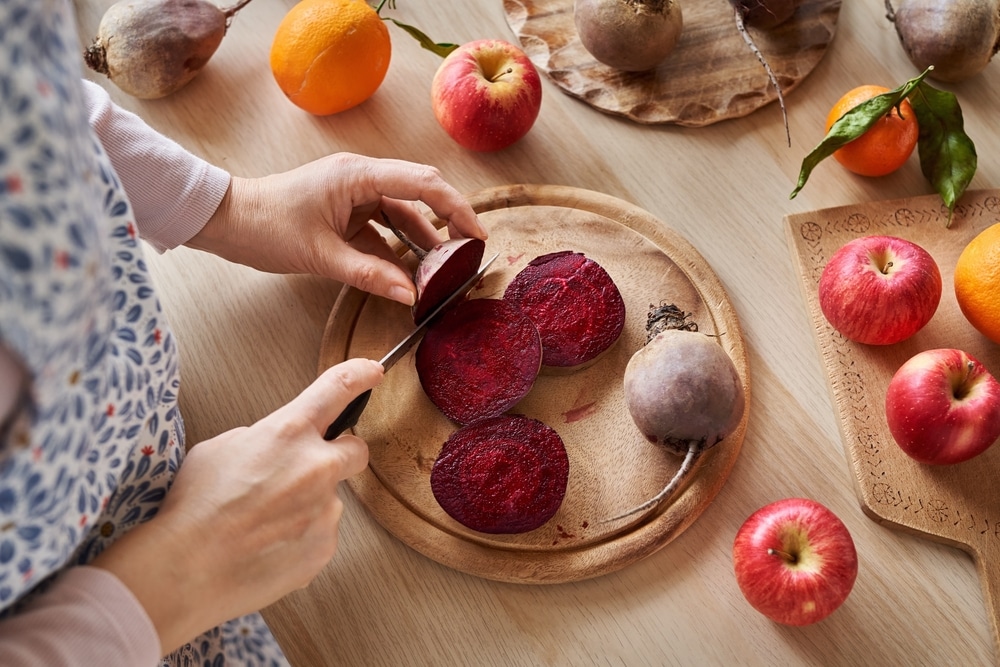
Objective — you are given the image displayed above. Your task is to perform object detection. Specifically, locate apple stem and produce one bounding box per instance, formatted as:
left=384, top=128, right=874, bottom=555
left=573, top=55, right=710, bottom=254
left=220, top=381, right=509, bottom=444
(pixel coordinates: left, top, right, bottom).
left=381, top=211, right=427, bottom=260
left=490, top=67, right=514, bottom=83
left=767, top=547, right=798, bottom=564
left=955, top=360, right=976, bottom=399
left=881, top=260, right=893, bottom=274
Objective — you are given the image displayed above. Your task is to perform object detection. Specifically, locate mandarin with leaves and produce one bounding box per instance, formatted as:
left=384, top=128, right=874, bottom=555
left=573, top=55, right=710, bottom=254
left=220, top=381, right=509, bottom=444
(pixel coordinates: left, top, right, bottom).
left=825, top=85, right=919, bottom=177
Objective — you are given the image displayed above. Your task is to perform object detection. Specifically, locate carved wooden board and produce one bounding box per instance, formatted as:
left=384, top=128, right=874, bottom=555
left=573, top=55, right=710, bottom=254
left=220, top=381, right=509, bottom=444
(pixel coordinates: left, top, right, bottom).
left=319, top=184, right=750, bottom=584
left=503, top=0, right=842, bottom=126
left=785, top=190, right=1000, bottom=651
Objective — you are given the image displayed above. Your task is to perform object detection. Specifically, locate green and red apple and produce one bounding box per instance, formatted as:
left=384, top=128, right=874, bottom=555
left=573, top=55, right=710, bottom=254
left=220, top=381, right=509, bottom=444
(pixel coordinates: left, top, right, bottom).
left=818, top=235, right=942, bottom=345
left=733, top=498, right=858, bottom=626
left=885, top=348, right=1000, bottom=465
left=430, top=39, right=542, bottom=152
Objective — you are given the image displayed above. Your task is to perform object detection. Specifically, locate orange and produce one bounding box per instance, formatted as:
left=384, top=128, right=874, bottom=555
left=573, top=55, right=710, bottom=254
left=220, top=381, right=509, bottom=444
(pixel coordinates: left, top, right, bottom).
left=270, top=0, right=391, bottom=116
left=824, top=85, right=919, bottom=177
left=954, top=223, right=1000, bottom=344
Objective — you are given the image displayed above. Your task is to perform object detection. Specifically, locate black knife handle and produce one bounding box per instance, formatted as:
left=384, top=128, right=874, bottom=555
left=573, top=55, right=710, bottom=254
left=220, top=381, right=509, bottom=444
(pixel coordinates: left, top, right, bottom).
left=323, top=389, right=372, bottom=440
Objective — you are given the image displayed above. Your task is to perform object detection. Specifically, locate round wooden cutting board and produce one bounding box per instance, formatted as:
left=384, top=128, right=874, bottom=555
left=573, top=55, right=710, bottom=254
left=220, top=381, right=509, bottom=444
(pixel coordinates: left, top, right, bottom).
left=318, top=184, right=750, bottom=584
left=502, top=0, right=842, bottom=126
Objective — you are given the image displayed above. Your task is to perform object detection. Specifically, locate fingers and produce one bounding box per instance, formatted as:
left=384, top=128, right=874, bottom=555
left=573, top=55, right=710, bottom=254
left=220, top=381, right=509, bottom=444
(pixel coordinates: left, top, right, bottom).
left=349, top=154, right=488, bottom=242
left=331, top=239, right=418, bottom=306
left=380, top=199, right=446, bottom=251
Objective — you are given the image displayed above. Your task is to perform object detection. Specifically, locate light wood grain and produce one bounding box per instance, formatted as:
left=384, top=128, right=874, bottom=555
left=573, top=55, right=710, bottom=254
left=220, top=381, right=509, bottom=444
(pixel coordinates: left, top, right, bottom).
left=785, top=189, right=1000, bottom=654
left=503, top=0, right=842, bottom=125
left=72, top=0, right=1000, bottom=663
left=318, top=184, right=749, bottom=583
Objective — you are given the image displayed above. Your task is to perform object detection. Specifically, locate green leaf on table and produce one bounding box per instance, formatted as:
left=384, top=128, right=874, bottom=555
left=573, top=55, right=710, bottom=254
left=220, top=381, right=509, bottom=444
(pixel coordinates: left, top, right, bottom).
left=908, top=82, right=978, bottom=226
left=385, top=18, right=459, bottom=58
left=374, top=1, right=459, bottom=58
left=789, top=68, right=930, bottom=200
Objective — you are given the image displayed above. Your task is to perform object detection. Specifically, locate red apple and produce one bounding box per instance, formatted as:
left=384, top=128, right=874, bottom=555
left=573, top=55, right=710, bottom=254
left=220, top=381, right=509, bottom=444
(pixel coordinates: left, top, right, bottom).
left=885, top=348, right=1000, bottom=465
left=430, top=39, right=542, bottom=152
left=733, top=498, right=858, bottom=626
left=818, top=235, right=942, bottom=345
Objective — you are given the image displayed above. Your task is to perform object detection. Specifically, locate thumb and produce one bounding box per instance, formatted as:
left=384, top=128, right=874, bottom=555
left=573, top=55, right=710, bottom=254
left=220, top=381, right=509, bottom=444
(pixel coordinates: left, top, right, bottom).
left=279, top=358, right=385, bottom=437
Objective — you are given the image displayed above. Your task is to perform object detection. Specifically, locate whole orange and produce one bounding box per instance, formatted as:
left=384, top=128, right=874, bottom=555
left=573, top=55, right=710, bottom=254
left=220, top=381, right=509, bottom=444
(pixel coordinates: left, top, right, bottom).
left=954, top=223, right=1000, bottom=344
left=270, top=0, right=391, bottom=116
left=824, top=85, right=919, bottom=177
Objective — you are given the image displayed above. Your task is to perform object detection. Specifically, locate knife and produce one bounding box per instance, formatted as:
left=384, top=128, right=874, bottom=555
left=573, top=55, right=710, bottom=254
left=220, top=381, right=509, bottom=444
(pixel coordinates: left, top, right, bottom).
left=323, top=252, right=499, bottom=440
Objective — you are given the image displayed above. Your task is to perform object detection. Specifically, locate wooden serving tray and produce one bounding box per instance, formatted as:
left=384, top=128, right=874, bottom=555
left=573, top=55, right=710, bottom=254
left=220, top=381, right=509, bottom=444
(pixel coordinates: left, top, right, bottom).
left=319, top=184, right=750, bottom=584
left=785, top=190, right=1000, bottom=652
left=502, top=0, right=842, bottom=126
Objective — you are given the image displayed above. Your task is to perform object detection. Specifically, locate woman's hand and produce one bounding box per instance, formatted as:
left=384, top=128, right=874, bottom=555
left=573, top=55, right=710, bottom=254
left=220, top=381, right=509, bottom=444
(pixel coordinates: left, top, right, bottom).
left=187, top=153, right=488, bottom=306
left=90, top=358, right=381, bottom=656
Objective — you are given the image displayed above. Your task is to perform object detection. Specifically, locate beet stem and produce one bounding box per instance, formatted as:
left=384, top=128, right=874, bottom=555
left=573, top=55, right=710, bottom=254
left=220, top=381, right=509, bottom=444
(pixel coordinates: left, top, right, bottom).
left=83, top=41, right=108, bottom=76
left=734, top=8, right=790, bottom=147
left=380, top=211, right=427, bottom=259
left=600, top=440, right=703, bottom=524
left=222, top=0, right=255, bottom=19
left=884, top=0, right=896, bottom=22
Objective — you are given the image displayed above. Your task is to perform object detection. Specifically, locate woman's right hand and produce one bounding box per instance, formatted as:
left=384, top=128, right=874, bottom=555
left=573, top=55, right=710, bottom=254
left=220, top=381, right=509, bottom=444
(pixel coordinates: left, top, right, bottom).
left=91, top=358, right=380, bottom=656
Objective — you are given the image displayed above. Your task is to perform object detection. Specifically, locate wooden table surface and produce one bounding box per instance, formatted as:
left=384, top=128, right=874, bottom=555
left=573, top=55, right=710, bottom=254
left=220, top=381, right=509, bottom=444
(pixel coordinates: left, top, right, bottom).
left=73, top=1, right=1000, bottom=664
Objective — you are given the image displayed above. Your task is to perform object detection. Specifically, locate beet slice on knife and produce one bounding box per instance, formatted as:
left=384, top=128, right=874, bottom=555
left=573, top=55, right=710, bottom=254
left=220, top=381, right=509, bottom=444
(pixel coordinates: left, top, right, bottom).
left=431, top=415, right=569, bottom=534
left=415, top=298, right=542, bottom=425
left=503, top=250, right=626, bottom=372
left=412, top=237, right=486, bottom=323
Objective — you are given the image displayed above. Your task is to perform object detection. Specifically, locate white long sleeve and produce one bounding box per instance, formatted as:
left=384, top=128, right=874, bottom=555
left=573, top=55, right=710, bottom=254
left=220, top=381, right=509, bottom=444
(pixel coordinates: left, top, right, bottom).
left=0, top=566, right=161, bottom=666
left=81, top=79, right=231, bottom=252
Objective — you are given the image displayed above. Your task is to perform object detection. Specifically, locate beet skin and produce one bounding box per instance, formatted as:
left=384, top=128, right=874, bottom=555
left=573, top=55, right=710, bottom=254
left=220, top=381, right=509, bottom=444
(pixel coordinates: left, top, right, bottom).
left=430, top=415, right=569, bottom=533
left=503, top=251, right=626, bottom=372
left=412, top=237, right=486, bottom=323
left=415, top=298, right=542, bottom=425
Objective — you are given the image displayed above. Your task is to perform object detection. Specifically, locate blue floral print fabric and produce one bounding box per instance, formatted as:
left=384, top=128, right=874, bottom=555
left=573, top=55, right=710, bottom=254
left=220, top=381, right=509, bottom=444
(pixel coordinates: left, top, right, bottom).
left=0, top=1, right=286, bottom=665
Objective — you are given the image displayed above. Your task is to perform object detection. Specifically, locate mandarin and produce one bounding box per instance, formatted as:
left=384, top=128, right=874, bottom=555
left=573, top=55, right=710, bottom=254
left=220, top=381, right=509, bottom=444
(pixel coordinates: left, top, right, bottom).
left=954, top=223, right=1000, bottom=344
left=270, top=0, right=391, bottom=116
left=825, top=85, right=919, bottom=177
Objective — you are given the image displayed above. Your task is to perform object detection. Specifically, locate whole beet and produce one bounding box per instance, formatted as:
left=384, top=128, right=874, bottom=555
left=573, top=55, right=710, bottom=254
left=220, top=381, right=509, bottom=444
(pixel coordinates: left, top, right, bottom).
left=624, top=328, right=744, bottom=455
left=605, top=304, right=745, bottom=523
left=887, top=0, right=1000, bottom=83
left=573, top=0, right=684, bottom=72
left=84, top=0, right=252, bottom=99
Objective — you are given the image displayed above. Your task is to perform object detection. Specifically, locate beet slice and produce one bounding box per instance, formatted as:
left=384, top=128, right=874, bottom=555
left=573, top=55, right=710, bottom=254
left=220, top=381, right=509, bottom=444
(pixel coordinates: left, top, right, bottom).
left=431, top=415, right=569, bottom=534
left=503, top=250, right=626, bottom=372
left=415, top=298, right=541, bottom=425
left=412, top=237, right=486, bottom=323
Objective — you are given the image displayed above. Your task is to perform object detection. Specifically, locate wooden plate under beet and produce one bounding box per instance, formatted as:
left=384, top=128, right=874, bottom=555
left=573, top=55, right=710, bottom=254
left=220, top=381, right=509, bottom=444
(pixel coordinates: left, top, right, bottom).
left=502, top=0, right=842, bottom=126
left=785, top=190, right=1000, bottom=651
left=318, top=184, right=750, bottom=584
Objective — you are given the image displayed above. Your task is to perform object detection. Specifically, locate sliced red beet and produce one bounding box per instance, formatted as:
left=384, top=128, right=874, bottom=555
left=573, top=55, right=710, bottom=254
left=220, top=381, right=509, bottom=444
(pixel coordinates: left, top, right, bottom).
left=503, top=250, right=626, bottom=372
left=430, top=414, right=569, bottom=534
left=415, top=298, right=541, bottom=425
left=412, top=237, right=486, bottom=323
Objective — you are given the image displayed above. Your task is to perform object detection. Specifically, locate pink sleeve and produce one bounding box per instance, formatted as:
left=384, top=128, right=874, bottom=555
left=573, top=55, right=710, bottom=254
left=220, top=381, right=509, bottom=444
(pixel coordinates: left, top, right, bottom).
left=81, top=79, right=232, bottom=253
left=0, top=566, right=160, bottom=666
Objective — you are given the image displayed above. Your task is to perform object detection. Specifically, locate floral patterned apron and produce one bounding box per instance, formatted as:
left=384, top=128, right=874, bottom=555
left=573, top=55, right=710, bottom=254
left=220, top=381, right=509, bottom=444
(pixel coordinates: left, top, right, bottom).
left=0, top=1, right=287, bottom=664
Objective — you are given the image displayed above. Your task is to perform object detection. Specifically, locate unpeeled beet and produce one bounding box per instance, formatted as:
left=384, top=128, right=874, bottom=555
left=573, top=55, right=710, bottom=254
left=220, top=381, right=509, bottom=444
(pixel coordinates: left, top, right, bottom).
left=84, top=0, right=253, bottom=99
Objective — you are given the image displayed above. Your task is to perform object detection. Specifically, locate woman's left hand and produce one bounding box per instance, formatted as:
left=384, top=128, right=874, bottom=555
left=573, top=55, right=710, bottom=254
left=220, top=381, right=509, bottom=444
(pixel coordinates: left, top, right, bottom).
left=187, top=153, right=488, bottom=306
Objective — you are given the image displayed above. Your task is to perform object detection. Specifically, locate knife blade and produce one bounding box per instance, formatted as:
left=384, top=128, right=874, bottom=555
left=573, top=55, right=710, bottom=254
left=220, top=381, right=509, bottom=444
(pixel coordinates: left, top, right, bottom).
left=323, top=252, right=499, bottom=440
